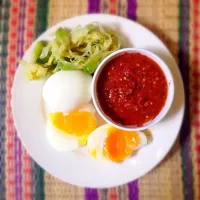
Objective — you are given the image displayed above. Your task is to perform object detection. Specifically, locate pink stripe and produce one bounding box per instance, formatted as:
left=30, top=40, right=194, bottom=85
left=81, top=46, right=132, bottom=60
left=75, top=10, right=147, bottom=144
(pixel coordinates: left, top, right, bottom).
left=15, top=0, right=26, bottom=199
left=108, top=0, right=117, bottom=14
left=22, top=0, right=36, bottom=199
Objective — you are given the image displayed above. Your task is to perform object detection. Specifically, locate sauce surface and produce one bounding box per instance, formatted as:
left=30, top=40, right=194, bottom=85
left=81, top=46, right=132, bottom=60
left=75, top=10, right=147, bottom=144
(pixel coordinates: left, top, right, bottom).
left=96, top=52, right=168, bottom=126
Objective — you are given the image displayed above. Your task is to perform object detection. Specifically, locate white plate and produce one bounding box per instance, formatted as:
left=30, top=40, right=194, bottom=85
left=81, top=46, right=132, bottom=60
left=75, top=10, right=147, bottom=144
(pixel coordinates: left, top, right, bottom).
left=12, top=14, right=185, bottom=188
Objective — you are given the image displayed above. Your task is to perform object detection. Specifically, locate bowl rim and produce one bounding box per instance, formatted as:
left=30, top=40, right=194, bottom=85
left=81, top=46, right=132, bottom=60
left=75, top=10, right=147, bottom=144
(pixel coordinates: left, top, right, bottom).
left=92, top=47, right=175, bottom=131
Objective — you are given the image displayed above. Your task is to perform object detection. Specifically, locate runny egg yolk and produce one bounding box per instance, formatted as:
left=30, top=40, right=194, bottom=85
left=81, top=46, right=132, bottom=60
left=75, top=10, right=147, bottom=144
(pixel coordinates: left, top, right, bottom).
left=48, top=111, right=97, bottom=137
left=103, top=127, right=140, bottom=162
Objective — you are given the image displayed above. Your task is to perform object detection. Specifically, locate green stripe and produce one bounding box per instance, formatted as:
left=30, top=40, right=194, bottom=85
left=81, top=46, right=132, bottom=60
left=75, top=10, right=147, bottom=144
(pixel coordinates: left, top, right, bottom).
left=32, top=0, right=49, bottom=199
left=34, top=0, right=49, bottom=38
left=0, top=0, right=10, bottom=199
left=178, top=0, right=193, bottom=199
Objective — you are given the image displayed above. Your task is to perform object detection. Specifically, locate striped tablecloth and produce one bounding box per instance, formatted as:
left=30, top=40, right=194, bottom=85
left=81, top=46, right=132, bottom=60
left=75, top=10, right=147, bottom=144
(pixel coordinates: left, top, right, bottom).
left=0, top=0, right=199, bottom=199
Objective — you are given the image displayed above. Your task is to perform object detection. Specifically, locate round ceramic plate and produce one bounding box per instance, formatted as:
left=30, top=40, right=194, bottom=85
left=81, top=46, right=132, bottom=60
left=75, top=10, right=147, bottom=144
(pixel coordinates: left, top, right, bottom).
left=12, top=14, right=185, bottom=188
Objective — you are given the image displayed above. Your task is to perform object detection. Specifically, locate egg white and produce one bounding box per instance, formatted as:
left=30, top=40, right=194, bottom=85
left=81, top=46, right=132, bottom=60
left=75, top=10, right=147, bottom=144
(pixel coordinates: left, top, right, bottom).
left=87, top=124, right=110, bottom=160
left=42, top=70, right=92, bottom=113
left=46, top=121, right=81, bottom=151
left=132, top=131, right=147, bottom=150
left=87, top=124, right=147, bottom=161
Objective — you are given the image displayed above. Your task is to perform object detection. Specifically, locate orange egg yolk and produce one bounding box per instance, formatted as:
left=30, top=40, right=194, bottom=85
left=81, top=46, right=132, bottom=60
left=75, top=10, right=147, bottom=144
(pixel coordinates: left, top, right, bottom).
left=103, top=127, right=140, bottom=162
left=48, top=111, right=97, bottom=137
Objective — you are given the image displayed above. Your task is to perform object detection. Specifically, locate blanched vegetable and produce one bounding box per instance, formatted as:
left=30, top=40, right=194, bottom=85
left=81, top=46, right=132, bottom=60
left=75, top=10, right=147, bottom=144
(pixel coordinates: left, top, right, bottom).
left=32, top=41, right=47, bottom=62
left=24, top=63, right=48, bottom=80
left=22, top=23, right=120, bottom=80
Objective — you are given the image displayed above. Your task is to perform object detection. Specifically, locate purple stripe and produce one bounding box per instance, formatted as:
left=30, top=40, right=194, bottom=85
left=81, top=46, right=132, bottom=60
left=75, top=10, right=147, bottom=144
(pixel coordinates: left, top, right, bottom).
left=178, top=0, right=194, bottom=199
left=86, top=2, right=138, bottom=199
left=127, top=0, right=137, bottom=20
left=15, top=0, right=26, bottom=199
left=85, top=188, right=98, bottom=200
left=128, top=181, right=139, bottom=200
left=88, top=0, right=100, bottom=13
left=14, top=134, right=22, bottom=200
left=85, top=2, right=101, bottom=199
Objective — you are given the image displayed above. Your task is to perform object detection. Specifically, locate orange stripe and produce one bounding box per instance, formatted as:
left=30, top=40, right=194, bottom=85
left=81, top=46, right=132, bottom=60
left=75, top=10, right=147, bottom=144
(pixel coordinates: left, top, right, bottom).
left=5, top=0, right=20, bottom=199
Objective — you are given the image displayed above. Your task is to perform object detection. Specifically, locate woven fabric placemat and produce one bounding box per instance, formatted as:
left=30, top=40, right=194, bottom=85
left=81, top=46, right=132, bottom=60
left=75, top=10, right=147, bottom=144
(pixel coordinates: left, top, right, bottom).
left=0, top=0, right=199, bottom=199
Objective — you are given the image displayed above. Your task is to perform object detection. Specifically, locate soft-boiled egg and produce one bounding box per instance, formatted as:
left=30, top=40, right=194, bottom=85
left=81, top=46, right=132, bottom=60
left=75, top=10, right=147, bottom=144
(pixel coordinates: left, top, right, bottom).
left=46, top=104, right=97, bottom=151
left=87, top=124, right=147, bottom=162
left=42, top=70, right=92, bottom=113
left=42, top=70, right=97, bottom=151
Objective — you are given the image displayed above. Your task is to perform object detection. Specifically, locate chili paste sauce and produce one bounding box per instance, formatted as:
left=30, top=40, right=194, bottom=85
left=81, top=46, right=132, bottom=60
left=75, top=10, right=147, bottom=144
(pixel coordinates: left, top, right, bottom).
left=96, top=52, right=168, bottom=126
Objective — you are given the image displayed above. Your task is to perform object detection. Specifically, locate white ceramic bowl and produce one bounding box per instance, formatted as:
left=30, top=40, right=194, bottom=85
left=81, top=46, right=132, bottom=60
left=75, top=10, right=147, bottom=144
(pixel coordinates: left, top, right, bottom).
left=92, top=48, right=175, bottom=131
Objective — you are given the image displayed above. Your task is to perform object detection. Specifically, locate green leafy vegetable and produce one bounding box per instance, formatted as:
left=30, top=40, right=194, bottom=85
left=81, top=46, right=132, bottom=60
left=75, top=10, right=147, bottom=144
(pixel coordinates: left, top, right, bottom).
left=55, top=28, right=70, bottom=47
left=22, top=23, right=120, bottom=80
left=57, top=59, right=77, bottom=70
left=83, top=55, right=101, bottom=74
left=32, top=41, right=46, bottom=62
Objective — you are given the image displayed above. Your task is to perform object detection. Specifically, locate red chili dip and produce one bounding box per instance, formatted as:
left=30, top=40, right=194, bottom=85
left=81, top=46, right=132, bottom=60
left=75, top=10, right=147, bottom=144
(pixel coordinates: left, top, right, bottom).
left=96, top=52, right=168, bottom=127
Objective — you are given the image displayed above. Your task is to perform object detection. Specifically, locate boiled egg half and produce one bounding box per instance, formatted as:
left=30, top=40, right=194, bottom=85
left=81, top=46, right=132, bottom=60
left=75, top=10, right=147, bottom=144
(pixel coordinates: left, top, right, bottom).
left=47, top=104, right=97, bottom=151
left=87, top=124, right=147, bottom=162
